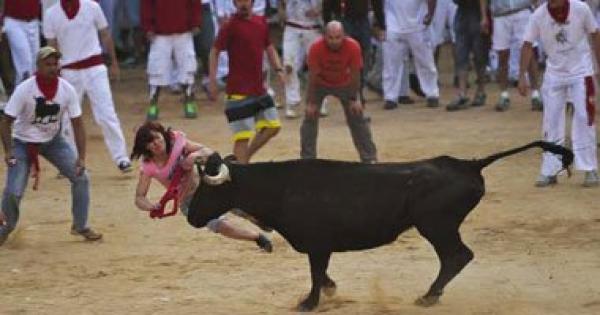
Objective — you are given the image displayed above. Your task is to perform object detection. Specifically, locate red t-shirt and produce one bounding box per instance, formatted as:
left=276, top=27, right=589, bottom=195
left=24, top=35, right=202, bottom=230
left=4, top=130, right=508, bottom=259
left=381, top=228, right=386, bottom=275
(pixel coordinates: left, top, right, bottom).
left=4, top=0, right=40, bottom=21
left=141, top=0, right=201, bottom=35
left=307, top=37, right=363, bottom=88
left=214, top=14, right=270, bottom=96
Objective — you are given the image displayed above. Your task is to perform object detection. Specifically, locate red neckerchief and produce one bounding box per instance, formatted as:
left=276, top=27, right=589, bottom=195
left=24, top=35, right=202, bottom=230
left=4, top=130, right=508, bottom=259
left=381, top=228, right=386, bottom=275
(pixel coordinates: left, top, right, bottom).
left=35, top=73, right=59, bottom=101
left=61, top=0, right=80, bottom=20
left=548, top=0, right=569, bottom=24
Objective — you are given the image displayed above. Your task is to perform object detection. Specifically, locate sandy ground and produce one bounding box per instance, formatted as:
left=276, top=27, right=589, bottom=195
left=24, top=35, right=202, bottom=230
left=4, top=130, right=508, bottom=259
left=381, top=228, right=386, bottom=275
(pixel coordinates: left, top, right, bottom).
left=1, top=46, right=600, bottom=315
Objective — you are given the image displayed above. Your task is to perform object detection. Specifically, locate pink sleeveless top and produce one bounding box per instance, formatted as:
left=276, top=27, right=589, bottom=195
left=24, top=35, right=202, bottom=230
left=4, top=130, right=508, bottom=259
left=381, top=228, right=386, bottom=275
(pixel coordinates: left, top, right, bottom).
left=141, top=131, right=197, bottom=200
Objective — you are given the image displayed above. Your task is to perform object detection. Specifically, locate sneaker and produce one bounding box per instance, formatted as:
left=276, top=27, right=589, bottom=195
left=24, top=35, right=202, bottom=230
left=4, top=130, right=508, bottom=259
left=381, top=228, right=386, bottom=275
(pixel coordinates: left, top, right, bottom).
left=471, top=92, right=487, bottom=107
left=184, top=101, right=198, bottom=119
left=71, top=227, right=103, bottom=241
left=446, top=97, right=470, bottom=111
left=531, top=97, right=543, bottom=111
left=319, top=103, right=329, bottom=117
left=426, top=97, right=439, bottom=108
left=535, top=175, right=557, bottom=187
left=118, top=161, right=133, bottom=173
left=384, top=100, right=398, bottom=110
left=495, top=97, right=510, bottom=112
left=255, top=234, right=273, bottom=253
left=147, top=103, right=159, bottom=121
left=285, top=108, right=298, bottom=119
left=398, top=96, right=415, bottom=105
left=583, top=170, right=599, bottom=187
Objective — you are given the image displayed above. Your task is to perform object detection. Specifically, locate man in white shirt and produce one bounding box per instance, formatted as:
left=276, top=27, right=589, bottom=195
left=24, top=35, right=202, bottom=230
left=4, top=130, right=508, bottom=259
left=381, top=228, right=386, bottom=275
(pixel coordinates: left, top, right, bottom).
left=43, top=0, right=132, bottom=173
left=382, top=0, right=440, bottom=109
left=0, top=46, right=102, bottom=246
left=518, top=0, right=600, bottom=187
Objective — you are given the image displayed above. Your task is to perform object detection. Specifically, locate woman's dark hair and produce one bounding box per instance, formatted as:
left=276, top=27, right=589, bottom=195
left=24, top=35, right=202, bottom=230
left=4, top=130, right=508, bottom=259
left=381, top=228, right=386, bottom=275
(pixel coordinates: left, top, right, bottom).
left=130, top=121, right=173, bottom=161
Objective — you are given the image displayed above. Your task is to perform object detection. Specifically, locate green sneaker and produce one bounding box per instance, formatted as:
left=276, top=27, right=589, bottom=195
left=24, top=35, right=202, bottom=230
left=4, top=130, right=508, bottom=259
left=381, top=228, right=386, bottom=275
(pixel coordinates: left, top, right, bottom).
left=184, top=101, right=198, bottom=119
left=146, top=103, right=159, bottom=121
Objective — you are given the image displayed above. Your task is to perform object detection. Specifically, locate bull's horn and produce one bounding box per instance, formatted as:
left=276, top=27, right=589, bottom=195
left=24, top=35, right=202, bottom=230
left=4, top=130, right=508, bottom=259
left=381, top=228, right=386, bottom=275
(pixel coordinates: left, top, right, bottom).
left=203, top=164, right=231, bottom=185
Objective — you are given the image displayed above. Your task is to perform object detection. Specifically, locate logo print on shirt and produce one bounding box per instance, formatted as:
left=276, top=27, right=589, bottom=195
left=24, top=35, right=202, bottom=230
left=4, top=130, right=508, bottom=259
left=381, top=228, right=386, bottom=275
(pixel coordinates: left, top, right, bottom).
left=32, top=97, right=60, bottom=125
left=555, top=28, right=568, bottom=45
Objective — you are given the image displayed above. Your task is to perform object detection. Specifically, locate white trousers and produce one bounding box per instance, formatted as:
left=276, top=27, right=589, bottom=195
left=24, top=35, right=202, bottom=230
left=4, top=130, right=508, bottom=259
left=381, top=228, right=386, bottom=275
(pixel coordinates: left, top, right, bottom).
left=282, top=26, right=320, bottom=106
left=3, top=17, right=40, bottom=85
left=147, top=33, right=197, bottom=86
left=383, top=30, right=439, bottom=100
left=540, top=75, right=598, bottom=176
left=61, top=65, right=130, bottom=165
left=430, top=0, right=457, bottom=47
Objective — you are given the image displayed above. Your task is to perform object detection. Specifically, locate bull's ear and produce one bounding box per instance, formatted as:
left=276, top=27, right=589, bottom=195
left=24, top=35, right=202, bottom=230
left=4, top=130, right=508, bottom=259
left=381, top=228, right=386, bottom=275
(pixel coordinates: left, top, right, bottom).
left=205, top=152, right=223, bottom=176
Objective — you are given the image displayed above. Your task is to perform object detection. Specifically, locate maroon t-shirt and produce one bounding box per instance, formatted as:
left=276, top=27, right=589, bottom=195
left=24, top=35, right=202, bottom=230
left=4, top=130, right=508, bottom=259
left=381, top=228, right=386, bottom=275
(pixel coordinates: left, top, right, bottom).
left=214, top=14, right=270, bottom=96
left=4, top=0, right=41, bottom=21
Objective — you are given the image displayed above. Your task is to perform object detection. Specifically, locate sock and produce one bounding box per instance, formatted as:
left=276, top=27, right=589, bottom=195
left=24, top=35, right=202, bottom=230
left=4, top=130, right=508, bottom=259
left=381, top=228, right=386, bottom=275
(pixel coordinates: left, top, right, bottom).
left=531, top=90, right=540, bottom=99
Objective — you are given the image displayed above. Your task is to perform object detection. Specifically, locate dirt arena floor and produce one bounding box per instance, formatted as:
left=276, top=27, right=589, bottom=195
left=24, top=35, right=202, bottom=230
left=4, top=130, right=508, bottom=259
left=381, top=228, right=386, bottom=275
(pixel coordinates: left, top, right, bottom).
left=1, top=46, right=600, bottom=315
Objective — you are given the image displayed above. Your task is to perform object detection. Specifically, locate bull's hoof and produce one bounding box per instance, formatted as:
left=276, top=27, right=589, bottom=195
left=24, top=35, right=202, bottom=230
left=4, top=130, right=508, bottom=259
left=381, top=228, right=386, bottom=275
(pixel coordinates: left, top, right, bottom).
left=414, top=295, right=440, bottom=307
left=296, top=298, right=318, bottom=312
left=322, top=280, right=337, bottom=297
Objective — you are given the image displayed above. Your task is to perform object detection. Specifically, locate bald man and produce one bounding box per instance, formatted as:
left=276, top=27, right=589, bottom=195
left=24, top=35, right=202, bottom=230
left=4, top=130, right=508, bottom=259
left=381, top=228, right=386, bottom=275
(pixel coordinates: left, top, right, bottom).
left=301, top=22, right=377, bottom=163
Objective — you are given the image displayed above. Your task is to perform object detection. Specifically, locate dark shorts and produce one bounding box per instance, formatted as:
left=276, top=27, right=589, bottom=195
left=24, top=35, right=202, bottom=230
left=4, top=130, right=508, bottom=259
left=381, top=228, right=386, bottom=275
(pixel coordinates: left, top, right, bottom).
left=454, top=9, right=489, bottom=74
left=224, top=94, right=281, bottom=142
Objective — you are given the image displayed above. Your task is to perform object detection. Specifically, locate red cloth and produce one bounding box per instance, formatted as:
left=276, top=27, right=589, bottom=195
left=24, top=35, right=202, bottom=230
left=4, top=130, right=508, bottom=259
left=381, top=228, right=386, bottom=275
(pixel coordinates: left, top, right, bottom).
left=61, top=54, right=104, bottom=70
left=214, top=14, right=271, bottom=96
left=548, top=0, right=569, bottom=24
left=3, top=0, right=40, bottom=21
left=35, top=73, right=59, bottom=101
left=61, top=0, right=80, bottom=20
left=141, top=0, right=202, bottom=34
left=26, top=144, right=40, bottom=191
left=307, top=37, right=363, bottom=88
left=585, top=76, right=596, bottom=126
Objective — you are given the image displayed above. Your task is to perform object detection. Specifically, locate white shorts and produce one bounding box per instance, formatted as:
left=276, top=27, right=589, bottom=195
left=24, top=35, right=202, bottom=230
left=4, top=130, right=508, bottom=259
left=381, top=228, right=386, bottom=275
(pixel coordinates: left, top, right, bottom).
left=147, top=33, right=197, bottom=86
left=492, top=9, right=531, bottom=51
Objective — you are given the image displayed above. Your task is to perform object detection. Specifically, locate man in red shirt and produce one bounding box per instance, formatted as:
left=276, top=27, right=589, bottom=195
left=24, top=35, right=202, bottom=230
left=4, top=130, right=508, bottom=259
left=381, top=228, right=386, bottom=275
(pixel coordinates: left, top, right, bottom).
left=208, top=0, right=285, bottom=164
left=141, top=0, right=202, bottom=120
left=301, top=21, right=377, bottom=163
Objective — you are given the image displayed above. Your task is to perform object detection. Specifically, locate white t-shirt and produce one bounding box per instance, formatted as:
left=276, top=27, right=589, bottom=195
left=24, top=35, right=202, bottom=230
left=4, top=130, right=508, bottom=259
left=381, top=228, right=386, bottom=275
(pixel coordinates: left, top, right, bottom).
left=43, top=0, right=108, bottom=66
left=523, top=0, right=598, bottom=80
left=4, top=76, right=81, bottom=143
left=285, top=0, right=322, bottom=27
left=384, top=0, right=428, bottom=34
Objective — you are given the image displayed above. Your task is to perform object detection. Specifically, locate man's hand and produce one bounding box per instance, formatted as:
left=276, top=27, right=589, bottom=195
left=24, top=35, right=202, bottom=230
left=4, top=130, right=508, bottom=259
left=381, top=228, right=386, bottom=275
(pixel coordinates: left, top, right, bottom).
left=481, top=17, right=490, bottom=35
left=109, top=62, right=120, bottom=81
left=305, top=102, right=318, bottom=119
left=75, top=158, right=86, bottom=176
left=349, top=99, right=364, bottom=116
left=208, top=78, right=219, bottom=102
left=517, top=75, right=529, bottom=97
left=4, top=155, right=16, bottom=167
left=423, top=13, right=433, bottom=26
left=146, top=31, right=155, bottom=42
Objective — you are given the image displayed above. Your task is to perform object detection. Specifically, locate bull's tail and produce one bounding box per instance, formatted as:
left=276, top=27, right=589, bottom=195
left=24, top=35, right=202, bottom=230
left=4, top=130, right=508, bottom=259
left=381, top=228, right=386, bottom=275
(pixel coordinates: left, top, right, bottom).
left=474, top=141, right=573, bottom=172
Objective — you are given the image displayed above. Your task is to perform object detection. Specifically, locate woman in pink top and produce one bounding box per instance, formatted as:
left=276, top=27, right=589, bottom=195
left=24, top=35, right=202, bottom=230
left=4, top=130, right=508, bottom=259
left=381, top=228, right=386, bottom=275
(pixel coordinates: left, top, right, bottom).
left=131, top=121, right=272, bottom=252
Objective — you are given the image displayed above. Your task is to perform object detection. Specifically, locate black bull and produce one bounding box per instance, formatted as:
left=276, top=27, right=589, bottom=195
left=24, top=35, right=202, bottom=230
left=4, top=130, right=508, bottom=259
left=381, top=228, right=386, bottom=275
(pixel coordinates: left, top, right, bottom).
left=187, top=141, right=573, bottom=311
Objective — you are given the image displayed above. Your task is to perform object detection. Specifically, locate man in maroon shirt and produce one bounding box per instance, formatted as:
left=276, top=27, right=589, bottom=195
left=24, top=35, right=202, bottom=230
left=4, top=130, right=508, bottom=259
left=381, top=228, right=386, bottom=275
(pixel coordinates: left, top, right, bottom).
left=208, top=0, right=285, bottom=164
left=301, top=21, right=377, bottom=163
left=141, top=0, right=202, bottom=120
left=1, top=0, right=41, bottom=86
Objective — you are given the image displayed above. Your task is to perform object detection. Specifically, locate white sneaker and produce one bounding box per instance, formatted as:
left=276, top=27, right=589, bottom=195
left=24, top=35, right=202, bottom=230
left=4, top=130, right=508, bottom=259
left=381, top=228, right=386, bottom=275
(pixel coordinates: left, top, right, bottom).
left=285, top=108, right=298, bottom=119
left=319, top=103, right=329, bottom=117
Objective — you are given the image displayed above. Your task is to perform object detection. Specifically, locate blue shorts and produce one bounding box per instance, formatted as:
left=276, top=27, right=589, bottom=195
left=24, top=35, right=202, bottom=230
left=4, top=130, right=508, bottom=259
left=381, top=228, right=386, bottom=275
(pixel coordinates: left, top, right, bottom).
left=225, top=94, right=281, bottom=142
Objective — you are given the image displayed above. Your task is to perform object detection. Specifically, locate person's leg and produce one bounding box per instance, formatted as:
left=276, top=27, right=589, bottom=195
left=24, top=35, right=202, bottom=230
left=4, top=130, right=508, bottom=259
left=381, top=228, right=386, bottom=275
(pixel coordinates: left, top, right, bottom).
left=26, top=20, right=40, bottom=77
left=146, top=35, right=172, bottom=120
left=196, top=3, right=215, bottom=77
left=446, top=10, right=470, bottom=110
left=174, top=33, right=198, bottom=118
left=283, top=26, right=302, bottom=117
left=3, top=18, right=33, bottom=84
left=539, top=78, right=567, bottom=179
left=300, top=89, right=327, bottom=159
left=382, top=32, right=408, bottom=109
left=84, top=66, right=131, bottom=169
left=337, top=90, right=378, bottom=163
left=569, top=77, right=598, bottom=176
left=407, top=30, right=439, bottom=103
left=207, top=217, right=272, bottom=252
left=247, top=99, right=281, bottom=161
left=0, top=139, right=30, bottom=243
